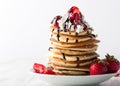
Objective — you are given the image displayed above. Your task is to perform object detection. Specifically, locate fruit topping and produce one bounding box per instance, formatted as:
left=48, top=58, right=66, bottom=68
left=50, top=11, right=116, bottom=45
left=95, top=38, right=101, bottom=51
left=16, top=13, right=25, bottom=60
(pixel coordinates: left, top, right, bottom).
left=104, top=54, right=120, bottom=73
left=50, top=6, right=88, bottom=33
left=90, top=54, right=120, bottom=75
left=46, top=69, right=56, bottom=74
left=69, top=6, right=82, bottom=24
left=51, top=16, right=62, bottom=29
left=68, top=6, right=87, bottom=30
left=33, top=63, right=46, bottom=74
left=68, top=6, right=82, bottom=18
left=90, top=59, right=108, bottom=75
left=33, top=63, right=55, bottom=75
left=115, top=73, right=120, bottom=77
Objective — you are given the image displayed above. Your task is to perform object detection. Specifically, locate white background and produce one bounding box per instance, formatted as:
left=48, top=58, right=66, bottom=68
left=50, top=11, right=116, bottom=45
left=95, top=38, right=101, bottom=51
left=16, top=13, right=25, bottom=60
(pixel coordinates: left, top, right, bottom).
left=0, top=0, right=120, bottom=60
left=0, top=0, right=120, bottom=85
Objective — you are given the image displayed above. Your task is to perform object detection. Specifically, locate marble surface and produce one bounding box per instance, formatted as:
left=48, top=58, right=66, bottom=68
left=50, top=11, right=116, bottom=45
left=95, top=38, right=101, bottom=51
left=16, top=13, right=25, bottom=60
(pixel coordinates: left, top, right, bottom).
left=0, top=57, right=120, bottom=86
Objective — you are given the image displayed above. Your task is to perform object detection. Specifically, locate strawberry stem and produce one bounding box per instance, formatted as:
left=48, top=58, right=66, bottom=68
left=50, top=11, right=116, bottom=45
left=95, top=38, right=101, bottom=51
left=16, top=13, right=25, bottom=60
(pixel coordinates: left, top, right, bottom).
left=105, top=53, right=118, bottom=62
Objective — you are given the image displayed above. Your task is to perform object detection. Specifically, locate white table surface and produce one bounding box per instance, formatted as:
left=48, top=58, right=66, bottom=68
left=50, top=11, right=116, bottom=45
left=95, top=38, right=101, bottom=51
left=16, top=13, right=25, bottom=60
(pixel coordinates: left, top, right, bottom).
left=0, top=57, right=120, bottom=86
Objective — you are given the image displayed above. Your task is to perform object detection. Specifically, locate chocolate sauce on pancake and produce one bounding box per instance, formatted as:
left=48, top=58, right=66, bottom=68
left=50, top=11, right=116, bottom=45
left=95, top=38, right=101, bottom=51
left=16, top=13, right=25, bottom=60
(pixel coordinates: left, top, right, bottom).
left=51, top=34, right=53, bottom=37
left=57, top=34, right=60, bottom=41
left=52, top=29, right=54, bottom=32
left=75, top=40, right=78, bottom=43
left=76, top=57, right=80, bottom=67
left=48, top=47, right=53, bottom=51
left=76, top=32, right=78, bottom=35
left=64, top=25, right=67, bottom=32
left=62, top=53, right=66, bottom=60
left=57, top=29, right=60, bottom=41
left=66, top=38, right=69, bottom=42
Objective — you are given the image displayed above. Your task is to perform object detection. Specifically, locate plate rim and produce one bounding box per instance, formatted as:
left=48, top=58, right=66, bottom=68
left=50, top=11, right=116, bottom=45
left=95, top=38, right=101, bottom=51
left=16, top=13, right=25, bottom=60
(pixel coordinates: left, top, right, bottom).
left=31, top=69, right=116, bottom=77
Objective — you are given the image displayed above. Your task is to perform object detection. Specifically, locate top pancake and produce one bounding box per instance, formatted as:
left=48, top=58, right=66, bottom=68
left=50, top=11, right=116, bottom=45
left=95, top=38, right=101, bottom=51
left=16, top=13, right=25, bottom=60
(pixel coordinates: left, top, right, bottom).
left=50, top=26, right=93, bottom=36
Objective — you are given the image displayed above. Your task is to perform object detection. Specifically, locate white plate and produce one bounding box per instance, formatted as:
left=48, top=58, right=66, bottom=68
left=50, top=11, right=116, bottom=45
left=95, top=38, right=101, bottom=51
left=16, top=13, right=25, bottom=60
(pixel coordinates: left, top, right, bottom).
left=31, top=70, right=115, bottom=86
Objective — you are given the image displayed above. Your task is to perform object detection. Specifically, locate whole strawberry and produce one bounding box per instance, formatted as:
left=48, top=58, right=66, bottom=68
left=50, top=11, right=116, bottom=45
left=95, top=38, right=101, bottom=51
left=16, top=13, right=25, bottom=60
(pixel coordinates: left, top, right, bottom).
left=104, top=54, right=120, bottom=73
left=90, top=59, right=108, bottom=75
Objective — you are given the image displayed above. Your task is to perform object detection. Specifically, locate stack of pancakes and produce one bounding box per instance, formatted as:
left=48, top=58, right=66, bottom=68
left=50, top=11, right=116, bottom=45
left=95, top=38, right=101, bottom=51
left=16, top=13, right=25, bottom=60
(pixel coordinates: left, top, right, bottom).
left=48, top=26, right=100, bottom=75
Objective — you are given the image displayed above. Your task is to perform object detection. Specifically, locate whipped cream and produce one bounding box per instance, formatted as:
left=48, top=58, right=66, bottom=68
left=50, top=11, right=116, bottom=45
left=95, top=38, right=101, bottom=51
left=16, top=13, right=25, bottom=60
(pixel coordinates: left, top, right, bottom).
left=51, top=6, right=89, bottom=33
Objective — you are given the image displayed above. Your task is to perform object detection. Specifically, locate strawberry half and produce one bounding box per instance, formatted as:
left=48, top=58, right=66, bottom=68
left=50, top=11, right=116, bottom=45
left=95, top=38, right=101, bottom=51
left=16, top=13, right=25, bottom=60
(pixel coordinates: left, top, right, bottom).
left=104, top=54, right=120, bottom=73
left=90, top=59, right=108, bottom=75
left=51, top=16, right=62, bottom=29
left=68, top=6, right=82, bottom=17
left=33, top=63, right=47, bottom=74
left=68, top=6, right=82, bottom=24
left=45, top=69, right=55, bottom=74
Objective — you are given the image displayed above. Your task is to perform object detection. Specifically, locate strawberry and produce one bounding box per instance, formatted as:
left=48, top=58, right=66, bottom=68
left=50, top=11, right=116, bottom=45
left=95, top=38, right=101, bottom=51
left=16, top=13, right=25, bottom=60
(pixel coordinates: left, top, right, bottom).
left=51, top=16, right=62, bottom=29
left=115, top=73, right=120, bottom=77
left=104, top=54, right=120, bottom=73
left=33, top=63, right=46, bottom=74
left=68, top=6, right=81, bottom=16
left=33, top=63, right=55, bottom=75
left=90, top=59, right=108, bottom=75
left=68, top=6, right=82, bottom=24
left=70, top=13, right=80, bottom=24
left=45, top=69, right=55, bottom=74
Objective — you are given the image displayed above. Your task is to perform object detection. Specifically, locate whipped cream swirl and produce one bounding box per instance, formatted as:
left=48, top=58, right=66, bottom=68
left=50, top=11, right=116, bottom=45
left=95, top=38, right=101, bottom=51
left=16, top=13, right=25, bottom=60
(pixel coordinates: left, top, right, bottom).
left=51, top=6, right=89, bottom=33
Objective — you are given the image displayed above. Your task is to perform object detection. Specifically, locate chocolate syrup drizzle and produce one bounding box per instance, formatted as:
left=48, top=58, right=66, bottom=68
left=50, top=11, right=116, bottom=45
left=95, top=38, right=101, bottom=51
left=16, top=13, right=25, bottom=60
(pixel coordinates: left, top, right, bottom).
left=88, top=34, right=96, bottom=39
left=51, top=34, right=53, bottom=37
left=62, top=53, right=66, bottom=60
left=63, top=24, right=67, bottom=32
left=48, top=47, right=53, bottom=51
left=56, top=29, right=60, bottom=41
left=52, top=29, right=54, bottom=32
left=87, top=30, right=90, bottom=35
left=76, top=32, right=78, bottom=35
left=57, top=34, right=60, bottom=41
left=75, top=40, right=78, bottom=43
left=66, top=38, right=69, bottom=42
left=76, top=57, right=80, bottom=67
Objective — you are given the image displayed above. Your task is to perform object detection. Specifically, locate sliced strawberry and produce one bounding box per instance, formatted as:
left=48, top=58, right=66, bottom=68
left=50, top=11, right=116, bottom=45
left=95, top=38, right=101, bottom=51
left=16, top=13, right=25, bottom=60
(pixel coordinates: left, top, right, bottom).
left=33, top=63, right=56, bottom=75
left=45, top=69, right=56, bottom=75
left=90, top=59, right=108, bottom=75
left=33, top=63, right=46, bottom=74
left=68, top=6, right=80, bottom=14
left=68, top=6, right=82, bottom=18
left=115, top=73, right=120, bottom=77
left=104, top=54, right=120, bottom=73
left=51, top=16, right=62, bottom=29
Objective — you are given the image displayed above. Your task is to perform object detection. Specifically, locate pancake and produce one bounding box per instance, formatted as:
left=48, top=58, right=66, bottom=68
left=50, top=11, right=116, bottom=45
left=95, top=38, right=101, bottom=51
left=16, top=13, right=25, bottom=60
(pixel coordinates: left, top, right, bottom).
left=50, top=44, right=98, bottom=51
left=53, top=69, right=89, bottom=75
left=50, top=63, right=90, bottom=72
left=50, top=26, right=93, bottom=36
left=48, top=56, right=97, bottom=67
left=48, top=50, right=99, bottom=61
left=50, top=38, right=100, bottom=48
left=49, top=47, right=96, bottom=55
left=51, top=32, right=96, bottom=43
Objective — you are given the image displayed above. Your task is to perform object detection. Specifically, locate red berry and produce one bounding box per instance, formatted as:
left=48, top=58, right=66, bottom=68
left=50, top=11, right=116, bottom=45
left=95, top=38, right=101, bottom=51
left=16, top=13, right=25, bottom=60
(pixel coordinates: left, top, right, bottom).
left=68, top=6, right=82, bottom=18
left=68, top=6, right=80, bottom=14
left=45, top=69, right=55, bottom=75
left=51, top=16, right=62, bottom=29
left=104, top=54, right=120, bottom=73
left=33, top=63, right=56, bottom=75
left=70, top=13, right=75, bottom=22
left=70, top=13, right=80, bottom=24
left=115, top=73, right=120, bottom=77
left=33, top=63, right=46, bottom=74
left=90, top=60, right=108, bottom=75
